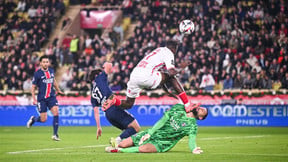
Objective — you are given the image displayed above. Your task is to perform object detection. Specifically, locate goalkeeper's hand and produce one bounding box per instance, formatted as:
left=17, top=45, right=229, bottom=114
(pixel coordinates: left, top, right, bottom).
left=138, top=134, right=151, bottom=145
left=192, top=147, right=203, bottom=154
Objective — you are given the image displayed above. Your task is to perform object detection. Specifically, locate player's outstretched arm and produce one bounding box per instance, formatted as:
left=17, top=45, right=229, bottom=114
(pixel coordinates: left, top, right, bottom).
left=31, top=84, right=37, bottom=105
left=54, top=78, right=64, bottom=95
left=189, top=134, right=203, bottom=154
left=103, top=62, right=113, bottom=75
left=167, top=60, right=191, bottom=76
left=94, top=107, right=102, bottom=139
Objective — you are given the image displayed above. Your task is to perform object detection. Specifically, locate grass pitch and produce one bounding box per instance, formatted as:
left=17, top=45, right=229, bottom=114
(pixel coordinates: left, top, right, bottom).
left=0, top=126, right=288, bottom=161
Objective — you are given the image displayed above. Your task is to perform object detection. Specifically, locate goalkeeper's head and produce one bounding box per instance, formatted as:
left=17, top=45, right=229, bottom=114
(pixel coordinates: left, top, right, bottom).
left=191, top=107, right=208, bottom=120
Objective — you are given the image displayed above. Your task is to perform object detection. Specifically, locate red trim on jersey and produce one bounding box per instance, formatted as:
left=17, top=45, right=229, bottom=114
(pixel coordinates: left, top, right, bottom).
left=146, top=51, right=157, bottom=60
left=145, top=48, right=161, bottom=60
left=178, top=92, right=188, bottom=104
left=44, top=71, right=52, bottom=98
left=151, top=63, right=164, bottom=74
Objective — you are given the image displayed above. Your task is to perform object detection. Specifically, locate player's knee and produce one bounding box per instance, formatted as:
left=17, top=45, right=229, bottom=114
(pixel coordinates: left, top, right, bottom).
left=40, top=117, right=47, bottom=122
left=53, top=112, right=59, bottom=116
left=134, top=125, right=141, bottom=132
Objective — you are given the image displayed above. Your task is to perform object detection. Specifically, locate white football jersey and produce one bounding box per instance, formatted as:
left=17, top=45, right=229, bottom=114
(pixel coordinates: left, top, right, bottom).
left=133, top=47, right=175, bottom=74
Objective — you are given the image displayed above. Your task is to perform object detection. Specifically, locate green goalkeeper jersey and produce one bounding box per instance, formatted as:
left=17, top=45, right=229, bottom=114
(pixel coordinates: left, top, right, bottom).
left=133, top=104, right=198, bottom=152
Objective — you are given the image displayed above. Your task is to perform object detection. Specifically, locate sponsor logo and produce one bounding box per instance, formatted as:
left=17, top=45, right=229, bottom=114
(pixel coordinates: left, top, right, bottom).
left=42, top=78, right=54, bottom=84
left=47, top=106, right=105, bottom=117
left=209, top=105, right=288, bottom=117
left=137, top=105, right=170, bottom=115
left=0, top=106, right=27, bottom=111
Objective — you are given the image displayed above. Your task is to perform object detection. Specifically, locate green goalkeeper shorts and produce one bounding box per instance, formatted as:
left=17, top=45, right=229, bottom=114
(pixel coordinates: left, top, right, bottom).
left=131, top=130, right=174, bottom=153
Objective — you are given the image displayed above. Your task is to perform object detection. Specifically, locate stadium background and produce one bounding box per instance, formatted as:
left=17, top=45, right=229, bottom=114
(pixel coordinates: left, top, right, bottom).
left=0, top=0, right=288, bottom=161
left=0, top=0, right=287, bottom=127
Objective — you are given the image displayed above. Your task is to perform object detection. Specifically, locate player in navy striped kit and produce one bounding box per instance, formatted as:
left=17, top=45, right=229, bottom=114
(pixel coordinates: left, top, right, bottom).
left=27, top=55, right=64, bottom=141
left=89, top=62, right=140, bottom=146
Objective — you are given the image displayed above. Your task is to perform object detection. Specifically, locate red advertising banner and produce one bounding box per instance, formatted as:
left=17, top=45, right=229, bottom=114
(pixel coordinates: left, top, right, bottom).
left=0, top=95, right=288, bottom=105
left=80, top=10, right=119, bottom=29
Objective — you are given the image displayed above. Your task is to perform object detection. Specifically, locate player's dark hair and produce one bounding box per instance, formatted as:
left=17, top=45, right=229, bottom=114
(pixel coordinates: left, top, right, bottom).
left=201, top=108, right=208, bottom=120
left=39, top=55, right=49, bottom=62
left=89, top=69, right=102, bottom=82
left=166, top=40, right=179, bottom=51
left=192, top=107, right=208, bottom=120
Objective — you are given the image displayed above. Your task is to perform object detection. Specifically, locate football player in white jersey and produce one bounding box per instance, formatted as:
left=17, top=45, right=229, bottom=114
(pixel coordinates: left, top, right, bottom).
left=103, top=40, right=197, bottom=112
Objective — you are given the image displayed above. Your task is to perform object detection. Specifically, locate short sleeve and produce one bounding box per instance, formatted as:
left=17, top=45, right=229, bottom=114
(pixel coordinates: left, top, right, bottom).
left=32, top=72, right=38, bottom=85
left=163, top=48, right=175, bottom=70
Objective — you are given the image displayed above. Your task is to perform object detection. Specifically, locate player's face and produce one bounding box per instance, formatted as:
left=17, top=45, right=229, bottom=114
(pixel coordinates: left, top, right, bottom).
left=40, top=58, right=50, bottom=70
left=196, top=107, right=207, bottom=120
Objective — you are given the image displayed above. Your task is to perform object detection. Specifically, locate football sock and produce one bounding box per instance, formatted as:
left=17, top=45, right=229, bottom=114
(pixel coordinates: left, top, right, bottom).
left=33, top=116, right=42, bottom=123
left=115, top=136, right=121, bottom=143
left=115, top=97, right=121, bottom=106
left=178, top=92, right=188, bottom=104
left=120, top=127, right=137, bottom=139
left=120, top=146, right=139, bottom=153
left=53, top=116, right=59, bottom=135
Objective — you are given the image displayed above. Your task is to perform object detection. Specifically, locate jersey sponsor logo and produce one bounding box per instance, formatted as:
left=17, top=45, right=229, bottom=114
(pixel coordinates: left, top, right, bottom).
left=42, top=78, right=54, bottom=83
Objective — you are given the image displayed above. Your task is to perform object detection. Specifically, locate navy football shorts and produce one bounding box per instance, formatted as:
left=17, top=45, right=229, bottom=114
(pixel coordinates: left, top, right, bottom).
left=105, top=105, right=135, bottom=130
left=37, top=96, right=59, bottom=113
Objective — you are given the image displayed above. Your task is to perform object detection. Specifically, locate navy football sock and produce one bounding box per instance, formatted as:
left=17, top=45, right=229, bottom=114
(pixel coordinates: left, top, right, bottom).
left=53, top=116, right=59, bottom=135
left=33, top=116, right=42, bottom=122
left=120, top=127, right=137, bottom=139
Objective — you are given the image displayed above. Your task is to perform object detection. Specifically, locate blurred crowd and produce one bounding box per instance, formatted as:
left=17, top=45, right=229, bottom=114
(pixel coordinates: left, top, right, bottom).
left=0, top=0, right=65, bottom=91
left=1, top=0, right=288, bottom=92
left=66, top=0, right=287, bottom=92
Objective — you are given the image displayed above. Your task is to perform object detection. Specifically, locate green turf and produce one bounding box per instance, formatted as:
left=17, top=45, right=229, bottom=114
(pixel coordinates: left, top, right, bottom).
left=0, top=126, right=288, bottom=162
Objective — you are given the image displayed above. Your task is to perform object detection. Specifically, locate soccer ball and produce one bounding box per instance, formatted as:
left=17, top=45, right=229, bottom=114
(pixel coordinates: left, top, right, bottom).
left=179, top=19, right=195, bottom=35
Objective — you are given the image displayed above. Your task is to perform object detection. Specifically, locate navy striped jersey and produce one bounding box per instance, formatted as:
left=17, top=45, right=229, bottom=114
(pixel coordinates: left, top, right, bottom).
left=32, top=68, right=56, bottom=101
left=91, top=71, right=113, bottom=107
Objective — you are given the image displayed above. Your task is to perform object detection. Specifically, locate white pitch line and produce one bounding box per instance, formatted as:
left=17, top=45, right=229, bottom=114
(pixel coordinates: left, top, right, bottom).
left=199, top=135, right=267, bottom=141
left=180, top=135, right=267, bottom=142
left=7, top=135, right=268, bottom=155
left=7, top=144, right=108, bottom=155
left=211, top=153, right=288, bottom=157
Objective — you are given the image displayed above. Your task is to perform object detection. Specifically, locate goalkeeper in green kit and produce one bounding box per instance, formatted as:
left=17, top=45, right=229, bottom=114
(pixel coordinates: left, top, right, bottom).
left=105, top=103, right=208, bottom=154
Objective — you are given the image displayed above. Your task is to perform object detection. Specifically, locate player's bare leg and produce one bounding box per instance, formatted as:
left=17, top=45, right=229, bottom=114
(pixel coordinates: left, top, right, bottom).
left=38, top=113, right=47, bottom=122
left=26, top=113, right=46, bottom=128
left=138, top=143, right=157, bottom=153
left=118, top=137, right=134, bottom=148
left=50, top=106, right=60, bottom=141
left=127, top=120, right=141, bottom=133
left=160, top=73, right=197, bottom=111
left=160, top=73, right=185, bottom=94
